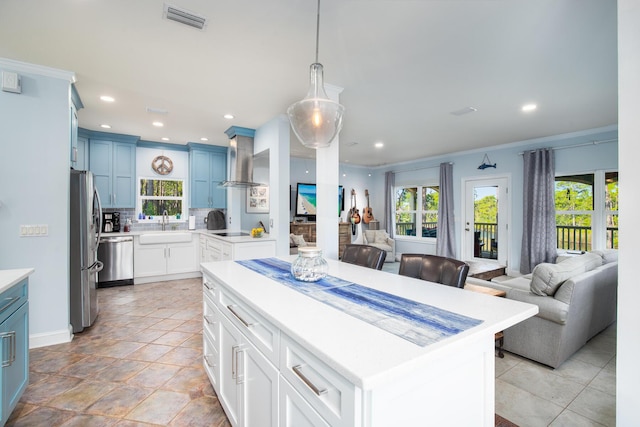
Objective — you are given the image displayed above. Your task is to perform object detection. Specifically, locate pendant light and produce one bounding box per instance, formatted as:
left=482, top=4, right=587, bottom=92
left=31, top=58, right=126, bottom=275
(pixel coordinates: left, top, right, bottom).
left=287, top=0, right=345, bottom=149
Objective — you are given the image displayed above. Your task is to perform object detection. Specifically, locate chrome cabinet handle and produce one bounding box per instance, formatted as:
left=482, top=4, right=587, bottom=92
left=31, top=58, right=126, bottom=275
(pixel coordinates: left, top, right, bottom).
left=204, top=355, right=216, bottom=368
left=203, top=281, right=213, bottom=290
left=227, top=305, right=256, bottom=328
left=292, top=365, right=328, bottom=396
left=231, top=345, right=239, bottom=379
left=204, top=315, right=216, bottom=325
left=1, top=331, right=16, bottom=367
left=0, top=297, right=20, bottom=315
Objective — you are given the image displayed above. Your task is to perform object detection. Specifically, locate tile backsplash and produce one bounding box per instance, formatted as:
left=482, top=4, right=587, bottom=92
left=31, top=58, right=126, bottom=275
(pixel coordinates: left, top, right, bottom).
left=102, top=208, right=222, bottom=232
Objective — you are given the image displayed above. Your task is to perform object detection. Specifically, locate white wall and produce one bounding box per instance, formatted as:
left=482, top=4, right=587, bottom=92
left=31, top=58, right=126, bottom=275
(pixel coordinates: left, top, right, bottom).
left=0, top=58, right=74, bottom=347
left=253, top=115, right=290, bottom=256
left=291, top=125, right=617, bottom=268
left=375, top=125, right=618, bottom=271
left=617, top=0, right=639, bottom=422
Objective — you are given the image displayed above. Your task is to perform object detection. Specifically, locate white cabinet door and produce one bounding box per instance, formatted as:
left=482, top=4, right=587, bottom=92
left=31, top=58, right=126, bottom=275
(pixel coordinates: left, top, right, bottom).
left=240, top=338, right=278, bottom=427
left=166, top=241, right=197, bottom=274
left=133, top=244, right=166, bottom=278
left=219, top=311, right=242, bottom=426
left=218, top=302, right=278, bottom=427
left=280, top=376, right=329, bottom=427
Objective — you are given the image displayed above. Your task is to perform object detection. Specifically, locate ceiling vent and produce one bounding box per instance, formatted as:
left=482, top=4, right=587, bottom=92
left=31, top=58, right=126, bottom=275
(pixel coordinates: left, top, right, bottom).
left=163, top=4, right=207, bottom=30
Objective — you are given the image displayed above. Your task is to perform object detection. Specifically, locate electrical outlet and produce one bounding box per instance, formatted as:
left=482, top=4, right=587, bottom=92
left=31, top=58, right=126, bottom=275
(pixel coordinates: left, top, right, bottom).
left=20, top=224, right=48, bottom=237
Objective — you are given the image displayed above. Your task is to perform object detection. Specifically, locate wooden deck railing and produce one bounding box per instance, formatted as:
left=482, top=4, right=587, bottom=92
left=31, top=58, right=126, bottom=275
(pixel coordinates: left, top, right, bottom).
left=395, top=222, right=619, bottom=251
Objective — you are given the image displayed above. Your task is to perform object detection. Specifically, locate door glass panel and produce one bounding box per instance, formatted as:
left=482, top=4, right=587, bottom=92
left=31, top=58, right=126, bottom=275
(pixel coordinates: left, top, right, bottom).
left=474, top=186, right=498, bottom=259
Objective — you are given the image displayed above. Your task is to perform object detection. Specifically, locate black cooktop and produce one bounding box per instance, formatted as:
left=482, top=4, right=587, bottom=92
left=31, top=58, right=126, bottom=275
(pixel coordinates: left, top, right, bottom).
left=215, top=232, right=250, bottom=237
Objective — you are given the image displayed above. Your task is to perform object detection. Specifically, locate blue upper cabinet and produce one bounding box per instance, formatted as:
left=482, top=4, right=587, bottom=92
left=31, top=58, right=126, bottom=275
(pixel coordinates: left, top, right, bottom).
left=88, top=132, right=137, bottom=208
left=188, top=143, right=227, bottom=209
left=70, top=84, right=85, bottom=169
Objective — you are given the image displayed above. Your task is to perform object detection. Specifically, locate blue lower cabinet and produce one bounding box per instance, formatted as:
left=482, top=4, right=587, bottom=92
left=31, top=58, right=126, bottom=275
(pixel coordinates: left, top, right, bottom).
left=0, top=279, right=29, bottom=426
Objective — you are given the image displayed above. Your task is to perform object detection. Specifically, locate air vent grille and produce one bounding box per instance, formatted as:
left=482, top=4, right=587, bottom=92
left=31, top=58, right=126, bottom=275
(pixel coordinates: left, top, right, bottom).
left=163, top=4, right=207, bottom=30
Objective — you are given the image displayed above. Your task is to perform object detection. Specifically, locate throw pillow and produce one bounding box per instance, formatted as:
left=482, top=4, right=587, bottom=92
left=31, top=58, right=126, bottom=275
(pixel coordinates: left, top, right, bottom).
left=530, top=252, right=602, bottom=296
left=290, top=234, right=308, bottom=247
left=363, top=230, right=375, bottom=245
left=374, top=230, right=389, bottom=244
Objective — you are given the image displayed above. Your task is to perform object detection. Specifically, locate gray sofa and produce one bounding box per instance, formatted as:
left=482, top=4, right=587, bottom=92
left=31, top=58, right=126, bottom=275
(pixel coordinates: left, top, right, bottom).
left=466, top=250, right=618, bottom=368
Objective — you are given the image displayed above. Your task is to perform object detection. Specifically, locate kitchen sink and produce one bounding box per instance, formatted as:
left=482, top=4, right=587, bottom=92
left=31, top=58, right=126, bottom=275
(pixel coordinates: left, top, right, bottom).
left=138, top=232, right=193, bottom=245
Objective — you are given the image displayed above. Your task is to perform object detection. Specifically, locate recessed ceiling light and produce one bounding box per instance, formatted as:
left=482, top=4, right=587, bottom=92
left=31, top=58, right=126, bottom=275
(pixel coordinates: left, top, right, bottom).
left=100, top=124, right=111, bottom=129
left=522, top=103, right=537, bottom=112
left=223, top=114, right=234, bottom=120
left=152, top=121, right=164, bottom=127
left=161, top=137, right=170, bottom=141
left=200, top=137, right=209, bottom=141
left=374, top=142, right=384, bottom=148
left=100, top=95, right=115, bottom=103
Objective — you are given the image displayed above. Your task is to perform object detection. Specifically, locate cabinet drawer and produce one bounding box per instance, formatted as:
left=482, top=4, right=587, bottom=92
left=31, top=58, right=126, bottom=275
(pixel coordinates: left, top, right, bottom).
left=202, top=274, right=219, bottom=302
left=203, top=292, right=219, bottom=350
left=280, top=375, right=330, bottom=427
left=0, top=279, right=28, bottom=324
left=203, top=329, right=219, bottom=391
left=217, top=286, right=280, bottom=366
left=280, top=335, right=356, bottom=427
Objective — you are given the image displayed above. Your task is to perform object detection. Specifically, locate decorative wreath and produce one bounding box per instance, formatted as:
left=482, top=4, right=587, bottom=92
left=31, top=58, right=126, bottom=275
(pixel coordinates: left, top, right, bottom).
left=151, top=155, right=173, bottom=175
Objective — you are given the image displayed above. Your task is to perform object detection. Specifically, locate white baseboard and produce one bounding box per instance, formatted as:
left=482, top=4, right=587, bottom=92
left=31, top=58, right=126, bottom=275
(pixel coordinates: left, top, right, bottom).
left=134, top=271, right=201, bottom=285
left=29, top=325, right=73, bottom=349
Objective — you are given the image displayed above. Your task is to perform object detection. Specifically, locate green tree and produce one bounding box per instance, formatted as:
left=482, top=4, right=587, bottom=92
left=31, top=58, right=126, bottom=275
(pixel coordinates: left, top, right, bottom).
left=474, top=195, right=497, bottom=223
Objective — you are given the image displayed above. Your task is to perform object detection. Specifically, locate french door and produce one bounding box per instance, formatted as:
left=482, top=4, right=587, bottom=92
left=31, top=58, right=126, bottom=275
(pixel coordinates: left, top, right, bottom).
left=462, top=177, right=510, bottom=266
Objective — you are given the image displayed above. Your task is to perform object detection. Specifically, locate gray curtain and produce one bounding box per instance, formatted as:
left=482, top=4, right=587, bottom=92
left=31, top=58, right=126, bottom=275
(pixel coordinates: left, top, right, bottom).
left=520, top=148, right=557, bottom=274
left=384, top=171, right=395, bottom=237
left=436, top=162, right=455, bottom=258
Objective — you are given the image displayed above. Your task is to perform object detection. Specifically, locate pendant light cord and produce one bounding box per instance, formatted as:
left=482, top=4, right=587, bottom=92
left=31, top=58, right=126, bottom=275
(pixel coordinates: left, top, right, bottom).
left=315, top=0, right=320, bottom=63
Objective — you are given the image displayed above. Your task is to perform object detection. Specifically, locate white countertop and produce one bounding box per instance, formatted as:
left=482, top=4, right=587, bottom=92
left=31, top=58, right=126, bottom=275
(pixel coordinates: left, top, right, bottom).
left=201, top=257, right=538, bottom=389
left=102, top=229, right=275, bottom=243
left=0, top=268, right=34, bottom=294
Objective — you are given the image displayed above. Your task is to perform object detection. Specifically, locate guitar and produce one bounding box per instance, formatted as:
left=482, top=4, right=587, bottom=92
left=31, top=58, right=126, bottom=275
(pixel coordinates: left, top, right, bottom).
left=348, top=189, right=361, bottom=234
left=363, top=189, right=374, bottom=224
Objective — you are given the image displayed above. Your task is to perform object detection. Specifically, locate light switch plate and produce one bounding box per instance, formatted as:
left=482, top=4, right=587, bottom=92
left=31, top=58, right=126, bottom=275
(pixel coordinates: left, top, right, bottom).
left=2, top=71, right=21, bottom=93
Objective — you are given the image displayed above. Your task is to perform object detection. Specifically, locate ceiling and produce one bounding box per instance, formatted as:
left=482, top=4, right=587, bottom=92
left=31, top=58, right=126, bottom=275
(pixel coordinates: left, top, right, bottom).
left=0, top=0, right=617, bottom=167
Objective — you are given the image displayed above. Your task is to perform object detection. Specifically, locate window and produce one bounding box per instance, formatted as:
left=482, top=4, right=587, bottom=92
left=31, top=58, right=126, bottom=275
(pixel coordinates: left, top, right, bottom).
left=395, top=185, right=439, bottom=237
left=554, top=171, right=618, bottom=250
left=138, top=178, right=185, bottom=219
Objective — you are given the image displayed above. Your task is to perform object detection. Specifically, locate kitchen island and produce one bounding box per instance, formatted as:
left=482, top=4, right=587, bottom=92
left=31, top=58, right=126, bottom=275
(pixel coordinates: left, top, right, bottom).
left=201, top=257, right=537, bottom=426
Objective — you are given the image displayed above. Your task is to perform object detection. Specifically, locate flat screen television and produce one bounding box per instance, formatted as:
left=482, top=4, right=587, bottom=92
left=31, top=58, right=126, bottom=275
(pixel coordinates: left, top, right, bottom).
left=295, top=183, right=344, bottom=220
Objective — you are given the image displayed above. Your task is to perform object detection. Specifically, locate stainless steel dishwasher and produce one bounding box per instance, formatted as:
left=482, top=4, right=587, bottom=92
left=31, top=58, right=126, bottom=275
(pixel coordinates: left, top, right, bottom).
left=97, top=235, right=134, bottom=287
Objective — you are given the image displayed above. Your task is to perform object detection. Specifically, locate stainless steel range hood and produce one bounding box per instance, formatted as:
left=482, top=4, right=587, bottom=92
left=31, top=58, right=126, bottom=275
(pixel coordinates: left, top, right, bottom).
left=222, top=128, right=261, bottom=187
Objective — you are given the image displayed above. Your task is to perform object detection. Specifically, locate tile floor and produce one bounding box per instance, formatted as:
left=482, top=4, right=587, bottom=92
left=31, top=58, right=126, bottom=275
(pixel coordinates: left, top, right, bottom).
left=383, top=260, right=617, bottom=427
left=7, top=273, right=616, bottom=426
left=7, top=278, right=230, bottom=427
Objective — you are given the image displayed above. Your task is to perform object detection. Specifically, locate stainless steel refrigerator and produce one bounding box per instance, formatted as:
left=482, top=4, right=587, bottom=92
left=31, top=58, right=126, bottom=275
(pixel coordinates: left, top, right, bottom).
left=70, top=169, right=103, bottom=333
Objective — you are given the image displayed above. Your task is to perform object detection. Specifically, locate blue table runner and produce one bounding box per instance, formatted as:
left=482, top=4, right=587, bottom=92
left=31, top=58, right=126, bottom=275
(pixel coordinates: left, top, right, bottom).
left=236, top=258, right=482, bottom=347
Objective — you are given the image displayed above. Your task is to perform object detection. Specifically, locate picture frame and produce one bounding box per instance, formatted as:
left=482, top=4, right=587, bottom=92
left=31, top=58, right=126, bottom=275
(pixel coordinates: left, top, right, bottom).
left=247, top=185, right=269, bottom=213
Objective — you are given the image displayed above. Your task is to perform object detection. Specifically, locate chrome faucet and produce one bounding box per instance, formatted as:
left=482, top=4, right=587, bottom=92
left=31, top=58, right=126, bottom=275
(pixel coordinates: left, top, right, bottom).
left=162, top=210, right=169, bottom=231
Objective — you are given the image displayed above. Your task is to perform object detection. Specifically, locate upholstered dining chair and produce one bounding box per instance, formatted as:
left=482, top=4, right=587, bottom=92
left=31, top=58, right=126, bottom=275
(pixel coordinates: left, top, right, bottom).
left=341, top=244, right=387, bottom=270
left=398, top=254, right=469, bottom=288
